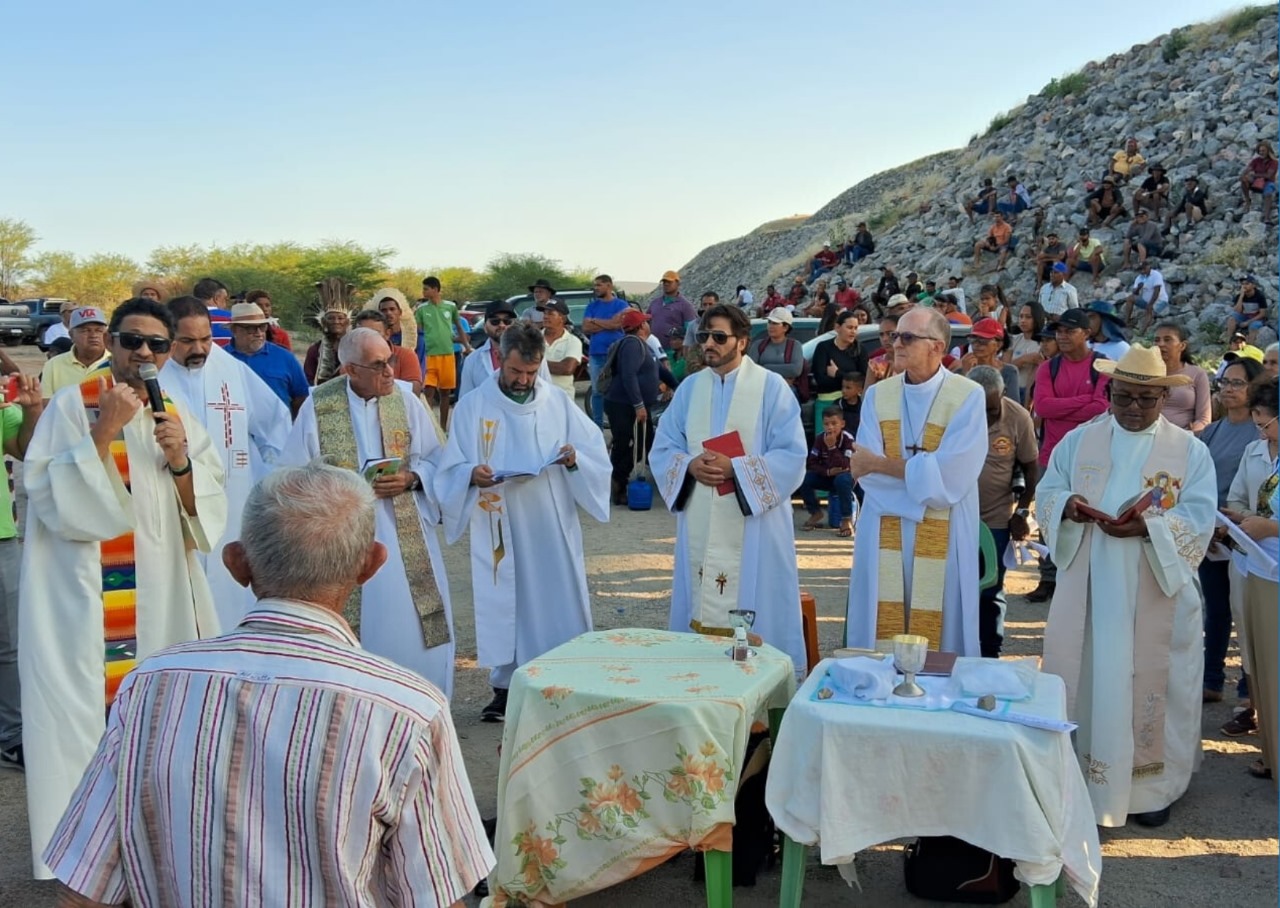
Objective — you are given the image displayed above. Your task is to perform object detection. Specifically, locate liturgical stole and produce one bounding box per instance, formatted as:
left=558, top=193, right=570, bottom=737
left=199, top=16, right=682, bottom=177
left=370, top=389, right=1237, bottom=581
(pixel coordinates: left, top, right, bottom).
left=873, top=373, right=971, bottom=648
left=312, top=378, right=449, bottom=648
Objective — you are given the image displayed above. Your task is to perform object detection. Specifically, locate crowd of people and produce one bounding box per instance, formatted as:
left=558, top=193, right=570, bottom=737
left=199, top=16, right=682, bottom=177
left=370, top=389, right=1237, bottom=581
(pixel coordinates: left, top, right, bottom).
left=0, top=242, right=1273, bottom=905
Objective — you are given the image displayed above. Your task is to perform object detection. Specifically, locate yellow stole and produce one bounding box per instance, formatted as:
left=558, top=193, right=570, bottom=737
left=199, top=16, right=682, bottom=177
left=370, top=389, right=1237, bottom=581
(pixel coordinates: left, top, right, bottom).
left=873, top=373, right=972, bottom=648
left=312, top=378, right=449, bottom=648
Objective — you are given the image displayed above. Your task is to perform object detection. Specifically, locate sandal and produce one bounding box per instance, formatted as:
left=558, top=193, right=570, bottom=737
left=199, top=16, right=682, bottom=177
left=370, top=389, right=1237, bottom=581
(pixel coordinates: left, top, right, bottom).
left=803, top=512, right=825, bottom=531
left=837, top=519, right=854, bottom=538
left=1249, top=760, right=1272, bottom=780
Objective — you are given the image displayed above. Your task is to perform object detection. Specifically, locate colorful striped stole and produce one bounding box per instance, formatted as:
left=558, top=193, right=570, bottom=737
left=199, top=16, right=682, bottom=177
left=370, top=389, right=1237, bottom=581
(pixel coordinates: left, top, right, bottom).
left=873, top=374, right=972, bottom=649
left=81, top=368, right=176, bottom=706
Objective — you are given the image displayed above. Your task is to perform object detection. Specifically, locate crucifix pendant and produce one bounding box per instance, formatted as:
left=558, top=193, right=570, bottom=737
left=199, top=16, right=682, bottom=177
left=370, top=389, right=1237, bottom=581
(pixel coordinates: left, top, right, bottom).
left=906, top=443, right=926, bottom=456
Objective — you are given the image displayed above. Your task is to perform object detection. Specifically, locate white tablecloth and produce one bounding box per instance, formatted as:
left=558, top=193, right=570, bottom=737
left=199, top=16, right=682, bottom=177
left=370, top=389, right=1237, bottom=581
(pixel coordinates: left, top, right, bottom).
left=765, top=657, right=1101, bottom=906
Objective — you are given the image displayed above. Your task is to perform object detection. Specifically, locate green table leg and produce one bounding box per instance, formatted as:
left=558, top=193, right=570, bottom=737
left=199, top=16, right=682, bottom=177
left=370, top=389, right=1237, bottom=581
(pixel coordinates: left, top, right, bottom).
left=1027, top=872, right=1065, bottom=907
left=704, top=849, right=733, bottom=908
left=779, top=835, right=807, bottom=908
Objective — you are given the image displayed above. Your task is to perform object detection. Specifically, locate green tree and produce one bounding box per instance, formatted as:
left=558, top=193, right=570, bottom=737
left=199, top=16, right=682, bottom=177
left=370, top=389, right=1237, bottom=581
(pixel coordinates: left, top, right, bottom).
left=474, top=253, right=577, bottom=300
left=0, top=218, right=38, bottom=300
left=29, top=251, right=141, bottom=308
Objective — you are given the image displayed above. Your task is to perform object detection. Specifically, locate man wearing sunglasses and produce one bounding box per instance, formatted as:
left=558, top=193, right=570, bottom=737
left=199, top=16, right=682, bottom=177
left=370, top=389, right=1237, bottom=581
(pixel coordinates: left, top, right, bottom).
left=650, top=304, right=808, bottom=677
left=18, top=296, right=228, bottom=878
left=845, top=307, right=987, bottom=658
left=1038, top=344, right=1217, bottom=830
left=458, top=300, right=550, bottom=399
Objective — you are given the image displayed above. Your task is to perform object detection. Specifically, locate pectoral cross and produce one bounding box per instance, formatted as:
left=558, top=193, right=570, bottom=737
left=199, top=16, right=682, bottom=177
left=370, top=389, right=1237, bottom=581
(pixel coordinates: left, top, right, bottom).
left=906, top=442, right=927, bottom=457
left=208, top=383, right=245, bottom=449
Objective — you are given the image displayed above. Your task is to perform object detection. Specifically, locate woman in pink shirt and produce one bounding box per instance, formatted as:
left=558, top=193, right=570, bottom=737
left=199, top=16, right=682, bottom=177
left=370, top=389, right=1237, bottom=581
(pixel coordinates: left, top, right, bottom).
left=1153, top=322, right=1212, bottom=433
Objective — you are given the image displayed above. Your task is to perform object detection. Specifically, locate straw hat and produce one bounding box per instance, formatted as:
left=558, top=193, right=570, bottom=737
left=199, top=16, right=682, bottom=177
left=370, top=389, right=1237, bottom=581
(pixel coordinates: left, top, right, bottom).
left=1094, top=344, right=1192, bottom=386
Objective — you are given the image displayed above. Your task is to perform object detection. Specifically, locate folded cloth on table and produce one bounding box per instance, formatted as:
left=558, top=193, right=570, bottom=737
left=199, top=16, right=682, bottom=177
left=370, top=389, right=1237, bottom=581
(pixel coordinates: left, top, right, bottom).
left=826, top=656, right=896, bottom=701
left=952, top=657, right=1037, bottom=701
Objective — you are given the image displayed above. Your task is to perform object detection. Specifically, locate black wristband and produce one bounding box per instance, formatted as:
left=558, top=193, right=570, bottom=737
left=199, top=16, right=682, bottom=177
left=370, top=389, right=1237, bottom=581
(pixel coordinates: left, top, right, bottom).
left=168, top=459, right=193, bottom=477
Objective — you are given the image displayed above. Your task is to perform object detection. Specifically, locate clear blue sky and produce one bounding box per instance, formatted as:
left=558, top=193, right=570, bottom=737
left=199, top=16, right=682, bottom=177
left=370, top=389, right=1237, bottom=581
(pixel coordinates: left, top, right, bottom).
left=7, top=0, right=1248, bottom=284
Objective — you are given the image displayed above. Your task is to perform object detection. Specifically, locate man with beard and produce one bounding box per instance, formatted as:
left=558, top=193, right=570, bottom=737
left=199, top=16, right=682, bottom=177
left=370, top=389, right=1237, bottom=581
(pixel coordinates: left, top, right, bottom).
left=436, top=323, right=610, bottom=721
left=224, top=302, right=310, bottom=416
left=1039, top=345, right=1216, bottom=828
left=458, top=300, right=549, bottom=398
left=19, top=297, right=226, bottom=877
left=41, top=307, right=111, bottom=398
left=162, top=296, right=289, bottom=629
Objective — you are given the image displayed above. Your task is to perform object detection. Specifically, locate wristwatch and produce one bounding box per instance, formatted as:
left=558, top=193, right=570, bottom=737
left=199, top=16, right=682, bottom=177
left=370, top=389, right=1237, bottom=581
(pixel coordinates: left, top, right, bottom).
left=1014, top=508, right=1031, bottom=518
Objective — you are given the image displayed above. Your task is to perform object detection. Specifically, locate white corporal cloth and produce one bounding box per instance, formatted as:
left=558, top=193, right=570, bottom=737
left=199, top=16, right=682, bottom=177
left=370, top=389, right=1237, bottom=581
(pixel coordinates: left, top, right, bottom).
left=765, top=657, right=1101, bottom=907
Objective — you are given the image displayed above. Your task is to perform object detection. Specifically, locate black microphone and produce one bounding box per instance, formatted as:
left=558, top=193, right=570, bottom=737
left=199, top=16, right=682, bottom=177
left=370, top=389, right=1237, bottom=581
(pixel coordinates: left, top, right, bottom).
left=137, top=363, right=167, bottom=414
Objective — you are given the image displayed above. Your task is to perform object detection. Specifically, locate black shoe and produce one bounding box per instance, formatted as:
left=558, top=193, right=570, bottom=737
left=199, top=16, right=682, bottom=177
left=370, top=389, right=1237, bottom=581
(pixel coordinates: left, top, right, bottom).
left=1131, top=806, right=1171, bottom=828
left=0, top=744, right=23, bottom=771
left=481, top=688, right=508, bottom=723
left=1026, top=581, right=1056, bottom=603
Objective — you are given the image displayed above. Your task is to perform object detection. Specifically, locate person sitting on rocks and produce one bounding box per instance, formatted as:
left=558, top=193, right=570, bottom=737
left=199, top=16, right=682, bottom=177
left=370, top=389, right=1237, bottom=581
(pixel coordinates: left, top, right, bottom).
left=964, top=178, right=999, bottom=223
left=760, top=284, right=786, bottom=314
left=938, top=293, right=972, bottom=326
left=972, top=212, right=1014, bottom=272
left=1086, top=177, right=1127, bottom=228
left=1165, top=175, right=1210, bottom=234
left=808, top=242, right=840, bottom=283
left=918, top=279, right=938, bottom=304
left=902, top=271, right=924, bottom=301
left=1133, top=163, right=1171, bottom=219
left=943, top=275, right=967, bottom=311
left=997, top=175, right=1033, bottom=221
left=787, top=280, right=808, bottom=310
left=804, top=279, right=831, bottom=318
left=1033, top=230, right=1068, bottom=284
left=1066, top=227, right=1106, bottom=286
left=872, top=266, right=901, bottom=312
left=841, top=222, right=875, bottom=264
left=1108, top=136, right=1146, bottom=184
left=1224, top=275, right=1270, bottom=343
left=1120, top=209, right=1165, bottom=269
left=833, top=276, right=861, bottom=312
left=1120, top=260, right=1170, bottom=333
left=1039, top=262, right=1081, bottom=317
left=1239, top=140, right=1278, bottom=225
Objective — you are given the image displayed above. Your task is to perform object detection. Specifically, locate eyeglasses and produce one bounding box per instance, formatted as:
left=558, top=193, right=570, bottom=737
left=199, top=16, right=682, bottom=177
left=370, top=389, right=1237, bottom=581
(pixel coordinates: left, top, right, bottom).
left=696, top=330, right=734, bottom=345
left=488, top=316, right=514, bottom=326
left=1255, top=415, right=1278, bottom=432
left=1111, top=392, right=1164, bottom=409
left=233, top=323, right=268, bottom=333
left=113, top=331, right=172, bottom=354
left=889, top=331, right=939, bottom=345
left=1219, top=378, right=1251, bottom=389
left=350, top=360, right=394, bottom=373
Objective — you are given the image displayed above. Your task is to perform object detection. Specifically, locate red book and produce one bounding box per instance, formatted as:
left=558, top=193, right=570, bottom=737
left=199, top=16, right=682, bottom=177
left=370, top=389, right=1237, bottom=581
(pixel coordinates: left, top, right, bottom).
left=702, top=430, right=745, bottom=496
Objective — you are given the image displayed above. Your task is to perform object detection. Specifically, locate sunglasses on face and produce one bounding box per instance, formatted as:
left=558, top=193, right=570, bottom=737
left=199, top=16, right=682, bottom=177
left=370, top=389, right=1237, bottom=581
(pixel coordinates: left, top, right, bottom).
left=889, top=331, right=937, bottom=345
left=113, top=331, right=172, bottom=354
left=488, top=316, right=514, bottom=326
left=1111, top=392, right=1163, bottom=409
left=695, top=330, right=733, bottom=345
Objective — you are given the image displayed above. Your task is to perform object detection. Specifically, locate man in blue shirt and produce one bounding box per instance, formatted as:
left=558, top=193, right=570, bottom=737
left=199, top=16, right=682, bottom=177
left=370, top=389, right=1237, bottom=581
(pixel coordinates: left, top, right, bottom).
left=224, top=302, right=310, bottom=417
left=193, top=277, right=234, bottom=347
left=580, top=274, right=629, bottom=427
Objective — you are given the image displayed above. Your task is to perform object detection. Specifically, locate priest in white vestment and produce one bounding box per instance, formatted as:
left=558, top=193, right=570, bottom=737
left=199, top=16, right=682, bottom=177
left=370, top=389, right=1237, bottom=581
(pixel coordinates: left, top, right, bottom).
left=846, top=307, right=986, bottom=656
left=1039, top=345, right=1216, bottom=828
left=282, top=328, right=458, bottom=697
left=19, top=299, right=226, bottom=877
left=458, top=304, right=551, bottom=399
left=436, top=323, right=610, bottom=722
left=649, top=304, right=808, bottom=676
left=162, top=298, right=290, bottom=630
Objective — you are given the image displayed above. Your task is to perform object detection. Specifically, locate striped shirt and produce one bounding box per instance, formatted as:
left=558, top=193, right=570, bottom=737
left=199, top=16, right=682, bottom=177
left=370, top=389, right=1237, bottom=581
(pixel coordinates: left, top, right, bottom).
left=44, top=598, right=494, bottom=907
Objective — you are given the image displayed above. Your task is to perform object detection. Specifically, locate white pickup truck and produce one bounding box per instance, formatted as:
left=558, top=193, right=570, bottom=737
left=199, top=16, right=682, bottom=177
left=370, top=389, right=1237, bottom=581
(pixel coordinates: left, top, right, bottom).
left=0, top=299, right=31, bottom=346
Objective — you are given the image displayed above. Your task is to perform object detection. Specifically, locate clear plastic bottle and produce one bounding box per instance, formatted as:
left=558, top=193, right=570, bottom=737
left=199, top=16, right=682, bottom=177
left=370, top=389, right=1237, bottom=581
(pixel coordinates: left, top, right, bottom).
left=733, top=625, right=749, bottom=661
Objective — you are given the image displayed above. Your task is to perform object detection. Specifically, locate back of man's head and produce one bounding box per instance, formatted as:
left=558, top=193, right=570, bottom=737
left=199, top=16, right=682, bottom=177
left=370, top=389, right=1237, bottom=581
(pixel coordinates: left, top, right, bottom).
left=239, top=465, right=376, bottom=601
left=192, top=277, right=226, bottom=302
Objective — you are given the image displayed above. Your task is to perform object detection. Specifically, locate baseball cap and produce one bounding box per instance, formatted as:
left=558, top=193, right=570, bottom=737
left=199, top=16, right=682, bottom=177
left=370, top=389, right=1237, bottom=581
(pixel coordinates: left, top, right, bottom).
left=661, top=270, right=680, bottom=282
left=1055, top=308, right=1091, bottom=331
left=70, top=307, right=107, bottom=329
left=1036, top=324, right=1059, bottom=341
left=485, top=299, right=517, bottom=320
left=620, top=308, right=650, bottom=330
left=48, top=336, right=73, bottom=355
left=971, top=317, right=1005, bottom=340
left=1224, top=344, right=1264, bottom=364
left=59, top=299, right=79, bottom=314
left=767, top=308, right=794, bottom=326
left=886, top=293, right=910, bottom=309
left=1052, top=262, right=1068, bottom=274
left=1231, top=331, right=1249, bottom=342
left=540, top=299, right=570, bottom=317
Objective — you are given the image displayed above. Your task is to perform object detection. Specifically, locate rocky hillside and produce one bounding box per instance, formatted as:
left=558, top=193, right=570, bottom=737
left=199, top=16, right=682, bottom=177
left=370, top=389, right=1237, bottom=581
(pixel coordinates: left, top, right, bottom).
left=679, top=8, right=1279, bottom=348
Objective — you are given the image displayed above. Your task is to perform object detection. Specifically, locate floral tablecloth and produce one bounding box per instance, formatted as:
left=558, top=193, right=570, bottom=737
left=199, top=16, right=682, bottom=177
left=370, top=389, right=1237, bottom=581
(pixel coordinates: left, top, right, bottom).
left=486, top=628, right=796, bottom=906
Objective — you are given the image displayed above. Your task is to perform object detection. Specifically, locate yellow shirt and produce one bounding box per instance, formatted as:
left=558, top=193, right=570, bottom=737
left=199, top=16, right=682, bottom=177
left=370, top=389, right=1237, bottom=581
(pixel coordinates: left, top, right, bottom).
left=41, top=351, right=111, bottom=398
left=1111, top=149, right=1146, bottom=177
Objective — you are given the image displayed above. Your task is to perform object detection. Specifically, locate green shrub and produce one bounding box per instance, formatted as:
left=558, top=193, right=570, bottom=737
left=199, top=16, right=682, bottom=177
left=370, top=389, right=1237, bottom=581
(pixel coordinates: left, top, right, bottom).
left=1042, top=72, right=1089, bottom=99
left=1197, top=237, right=1260, bottom=270
left=1162, top=31, right=1190, bottom=63
left=985, top=111, right=1014, bottom=136
left=1223, top=5, right=1271, bottom=37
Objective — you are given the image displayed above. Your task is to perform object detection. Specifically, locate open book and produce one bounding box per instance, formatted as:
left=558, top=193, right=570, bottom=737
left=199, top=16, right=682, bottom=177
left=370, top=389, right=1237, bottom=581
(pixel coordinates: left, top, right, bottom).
left=491, top=445, right=564, bottom=482
left=1074, top=488, right=1158, bottom=525
left=361, top=457, right=403, bottom=483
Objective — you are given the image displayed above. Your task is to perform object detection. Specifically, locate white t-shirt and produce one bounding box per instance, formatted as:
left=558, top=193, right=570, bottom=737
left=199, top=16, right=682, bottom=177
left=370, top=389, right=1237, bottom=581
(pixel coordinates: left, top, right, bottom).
left=1090, top=338, right=1130, bottom=361
left=736, top=289, right=754, bottom=308
left=645, top=333, right=667, bottom=361
left=1130, top=270, right=1168, bottom=308
left=543, top=331, right=583, bottom=396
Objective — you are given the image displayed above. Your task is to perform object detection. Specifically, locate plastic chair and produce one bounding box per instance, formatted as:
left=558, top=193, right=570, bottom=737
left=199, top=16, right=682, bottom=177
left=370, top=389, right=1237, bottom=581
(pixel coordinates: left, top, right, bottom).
left=978, top=522, right=999, bottom=592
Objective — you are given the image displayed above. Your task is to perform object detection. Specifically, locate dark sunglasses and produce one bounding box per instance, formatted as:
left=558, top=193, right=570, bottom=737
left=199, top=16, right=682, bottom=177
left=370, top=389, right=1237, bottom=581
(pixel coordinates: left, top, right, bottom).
left=1110, top=391, right=1164, bottom=409
left=695, top=330, right=733, bottom=345
left=113, top=331, right=172, bottom=354
left=889, top=331, right=938, bottom=346
left=488, top=316, right=514, bottom=326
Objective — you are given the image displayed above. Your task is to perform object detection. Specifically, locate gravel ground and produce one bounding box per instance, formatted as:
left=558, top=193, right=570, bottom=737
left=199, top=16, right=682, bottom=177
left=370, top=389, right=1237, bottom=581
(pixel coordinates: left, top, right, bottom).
left=0, top=347, right=1273, bottom=906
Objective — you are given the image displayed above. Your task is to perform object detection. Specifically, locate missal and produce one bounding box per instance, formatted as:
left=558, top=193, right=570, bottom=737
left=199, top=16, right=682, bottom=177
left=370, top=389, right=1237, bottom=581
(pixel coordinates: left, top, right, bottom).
left=491, top=446, right=564, bottom=482
left=1073, top=488, right=1158, bottom=525
left=361, top=457, right=403, bottom=483
left=702, top=430, right=745, bottom=496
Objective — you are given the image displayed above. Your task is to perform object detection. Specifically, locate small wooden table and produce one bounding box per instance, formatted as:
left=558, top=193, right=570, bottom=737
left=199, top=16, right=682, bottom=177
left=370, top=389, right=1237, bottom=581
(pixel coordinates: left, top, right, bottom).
left=487, top=628, right=796, bottom=907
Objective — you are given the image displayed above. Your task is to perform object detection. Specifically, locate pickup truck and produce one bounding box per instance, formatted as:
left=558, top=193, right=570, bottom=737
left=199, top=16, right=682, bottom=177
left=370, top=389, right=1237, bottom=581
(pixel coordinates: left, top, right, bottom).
left=22, top=297, right=71, bottom=349
left=0, top=299, right=30, bottom=346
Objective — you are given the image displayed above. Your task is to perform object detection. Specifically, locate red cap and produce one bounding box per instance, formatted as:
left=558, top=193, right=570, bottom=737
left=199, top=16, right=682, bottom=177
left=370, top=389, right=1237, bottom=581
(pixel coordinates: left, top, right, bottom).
left=619, top=308, right=651, bottom=330
left=971, top=317, right=1005, bottom=340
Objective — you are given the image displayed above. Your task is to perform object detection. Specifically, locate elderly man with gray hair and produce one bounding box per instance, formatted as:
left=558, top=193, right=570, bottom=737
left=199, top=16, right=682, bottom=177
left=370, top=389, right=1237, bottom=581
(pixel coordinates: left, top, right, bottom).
left=43, top=464, right=494, bottom=907
left=283, top=326, right=459, bottom=697
left=970, top=364, right=1039, bottom=657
